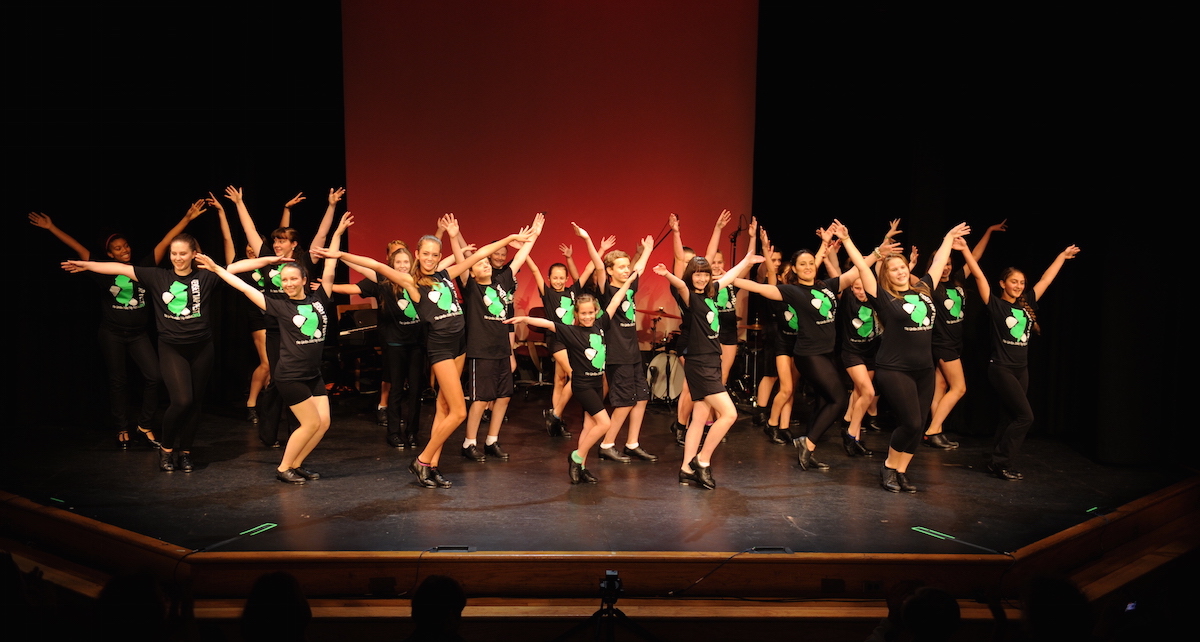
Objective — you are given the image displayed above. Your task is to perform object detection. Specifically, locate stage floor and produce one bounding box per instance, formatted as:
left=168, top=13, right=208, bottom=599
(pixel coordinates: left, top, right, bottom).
left=1, top=394, right=1183, bottom=557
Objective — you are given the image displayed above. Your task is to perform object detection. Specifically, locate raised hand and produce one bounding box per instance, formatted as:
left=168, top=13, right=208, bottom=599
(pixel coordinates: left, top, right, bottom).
left=206, top=192, right=225, bottom=212
left=285, top=192, right=306, bottom=208
left=224, top=185, right=244, bottom=204
left=667, top=213, right=680, bottom=232
left=61, top=260, right=87, bottom=273
left=572, top=222, right=590, bottom=239
left=817, top=226, right=834, bottom=243
left=328, top=187, right=346, bottom=205
left=598, top=235, right=617, bottom=255
left=335, top=212, right=355, bottom=235
left=988, top=219, right=1008, bottom=233
left=886, top=218, right=903, bottom=238
left=194, top=253, right=219, bottom=270
left=714, top=209, right=732, bottom=229
left=909, top=246, right=920, bottom=266
left=440, top=213, right=460, bottom=238
left=559, top=243, right=573, bottom=258
left=28, top=212, right=53, bottom=229
left=1061, top=244, right=1081, bottom=259
left=952, top=237, right=969, bottom=252
left=879, top=239, right=902, bottom=257
left=530, top=212, right=545, bottom=235
left=651, top=262, right=671, bottom=277
left=185, top=199, right=208, bottom=221
left=310, top=247, right=341, bottom=260
left=946, top=222, right=971, bottom=239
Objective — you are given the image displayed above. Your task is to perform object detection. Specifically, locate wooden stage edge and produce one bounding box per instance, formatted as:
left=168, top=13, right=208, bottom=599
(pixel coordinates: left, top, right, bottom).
left=2, top=476, right=1198, bottom=606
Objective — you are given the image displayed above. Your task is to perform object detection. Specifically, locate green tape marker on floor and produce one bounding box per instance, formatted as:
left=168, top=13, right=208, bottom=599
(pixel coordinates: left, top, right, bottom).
left=50, top=498, right=64, bottom=503
left=1086, top=506, right=1099, bottom=513
left=912, top=526, right=954, bottom=540
left=240, top=523, right=277, bottom=536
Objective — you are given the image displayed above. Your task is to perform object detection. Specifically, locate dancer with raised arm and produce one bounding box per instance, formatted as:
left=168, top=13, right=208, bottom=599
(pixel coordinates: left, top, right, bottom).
left=653, top=219, right=761, bottom=489
left=981, top=243, right=1080, bottom=480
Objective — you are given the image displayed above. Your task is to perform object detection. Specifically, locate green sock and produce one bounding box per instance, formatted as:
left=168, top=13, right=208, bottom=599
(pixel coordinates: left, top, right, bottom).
left=571, top=450, right=584, bottom=464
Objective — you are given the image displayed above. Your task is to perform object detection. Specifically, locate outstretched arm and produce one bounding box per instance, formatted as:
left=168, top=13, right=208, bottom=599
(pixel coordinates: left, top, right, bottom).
left=280, top=192, right=305, bottom=229
left=226, top=186, right=263, bottom=253
left=208, top=193, right=236, bottom=264
left=225, top=254, right=293, bottom=275
left=926, top=223, right=972, bottom=286
left=732, top=277, right=783, bottom=301
left=29, top=212, right=90, bottom=260
left=313, top=248, right=418, bottom=301
left=196, top=253, right=266, bottom=309
left=528, top=256, right=546, bottom=295
left=955, top=237, right=991, bottom=304
left=1032, top=245, right=1080, bottom=300
left=308, top=187, right=345, bottom=252
left=830, top=220, right=876, bottom=298
left=447, top=230, right=531, bottom=281
left=606, top=270, right=639, bottom=318
left=716, top=218, right=759, bottom=289
left=507, top=212, right=544, bottom=275
left=971, top=219, right=1008, bottom=265
left=60, top=259, right=136, bottom=279
left=505, top=315, right=554, bottom=331
left=573, top=223, right=606, bottom=289
left=154, top=199, right=208, bottom=264
left=653, top=262, right=691, bottom=303
left=669, top=213, right=689, bottom=277
left=580, top=235, right=614, bottom=287
left=704, top=209, right=731, bottom=261
left=560, top=244, right=581, bottom=282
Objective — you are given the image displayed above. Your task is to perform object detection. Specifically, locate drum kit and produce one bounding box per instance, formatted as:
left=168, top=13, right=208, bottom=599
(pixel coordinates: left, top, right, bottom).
left=641, top=307, right=766, bottom=409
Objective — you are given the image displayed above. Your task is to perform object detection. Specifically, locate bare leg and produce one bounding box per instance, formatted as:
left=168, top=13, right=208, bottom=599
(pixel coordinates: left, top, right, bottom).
left=927, top=359, right=966, bottom=435
left=418, top=356, right=468, bottom=467
left=248, top=329, right=269, bottom=408
left=698, top=392, right=738, bottom=463
left=576, top=410, right=611, bottom=467
left=845, top=366, right=875, bottom=440
left=551, top=351, right=573, bottom=416
left=279, top=396, right=331, bottom=472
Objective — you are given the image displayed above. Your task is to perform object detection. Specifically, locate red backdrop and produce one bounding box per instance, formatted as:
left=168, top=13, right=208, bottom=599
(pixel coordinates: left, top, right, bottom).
left=341, top=0, right=758, bottom=343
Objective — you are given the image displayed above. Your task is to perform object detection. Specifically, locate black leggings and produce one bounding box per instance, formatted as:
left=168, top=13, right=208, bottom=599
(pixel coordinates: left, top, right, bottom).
left=987, top=363, right=1032, bottom=467
left=794, top=353, right=848, bottom=444
left=97, top=327, right=160, bottom=431
left=158, top=340, right=213, bottom=451
left=258, top=328, right=300, bottom=444
left=874, top=367, right=934, bottom=454
left=384, top=342, right=428, bottom=441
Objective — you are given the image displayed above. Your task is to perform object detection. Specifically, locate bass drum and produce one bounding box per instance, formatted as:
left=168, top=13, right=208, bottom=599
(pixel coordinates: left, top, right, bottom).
left=646, top=352, right=684, bottom=401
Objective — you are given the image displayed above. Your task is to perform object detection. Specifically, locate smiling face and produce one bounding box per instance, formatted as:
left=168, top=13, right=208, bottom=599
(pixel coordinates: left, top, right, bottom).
left=390, top=248, right=412, bottom=274
left=471, top=257, right=493, bottom=282
left=940, top=260, right=953, bottom=282
left=711, top=251, right=726, bottom=276
left=169, top=240, right=197, bottom=274
left=106, top=237, right=132, bottom=263
left=607, top=257, right=632, bottom=286
left=416, top=238, right=442, bottom=276
left=575, top=299, right=598, bottom=327
left=884, top=256, right=910, bottom=290
left=998, top=268, right=1026, bottom=301
left=489, top=245, right=508, bottom=269
left=791, top=252, right=817, bottom=284
left=280, top=264, right=307, bottom=299
left=549, top=265, right=568, bottom=291
left=691, top=269, right=712, bottom=292
left=272, top=231, right=299, bottom=258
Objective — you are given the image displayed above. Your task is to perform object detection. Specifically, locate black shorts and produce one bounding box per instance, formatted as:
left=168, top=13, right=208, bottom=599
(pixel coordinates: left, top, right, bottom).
left=842, top=349, right=876, bottom=370
left=465, top=357, right=513, bottom=402
left=573, top=381, right=607, bottom=417
left=772, top=329, right=797, bottom=357
left=718, top=324, right=738, bottom=346
left=606, top=362, right=650, bottom=407
left=278, top=376, right=327, bottom=406
left=932, top=345, right=962, bottom=363
left=684, top=353, right=725, bottom=401
left=427, top=331, right=466, bottom=365
left=248, top=308, right=267, bottom=332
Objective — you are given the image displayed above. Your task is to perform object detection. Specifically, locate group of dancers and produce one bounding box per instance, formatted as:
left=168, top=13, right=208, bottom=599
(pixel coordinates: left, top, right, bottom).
left=35, top=190, right=1079, bottom=492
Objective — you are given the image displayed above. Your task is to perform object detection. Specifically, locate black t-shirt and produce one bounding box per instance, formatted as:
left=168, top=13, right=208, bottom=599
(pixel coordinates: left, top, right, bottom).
left=463, top=276, right=512, bottom=359
left=415, top=269, right=465, bottom=336
left=869, top=274, right=937, bottom=371
left=541, top=283, right=582, bottom=343
left=264, top=289, right=331, bottom=381
left=600, top=279, right=640, bottom=365
left=356, top=277, right=424, bottom=346
left=777, top=277, right=840, bottom=356
left=678, top=290, right=721, bottom=357
left=670, top=287, right=691, bottom=354
left=132, top=266, right=221, bottom=344
left=839, top=289, right=881, bottom=356
left=931, top=281, right=967, bottom=351
left=553, top=317, right=609, bottom=385
left=89, top=254, right=155, bottom=332
left=987, top=291, right=1038, bottom=368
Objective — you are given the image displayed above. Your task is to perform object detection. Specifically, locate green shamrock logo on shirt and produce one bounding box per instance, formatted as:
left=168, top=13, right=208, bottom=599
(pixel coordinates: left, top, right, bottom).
left=810, top=289, right=833, bottom=319
left=269, top=267, right=283, bottom=289
left=622, top=289, right=635, bottom=321
left=585, top=333, right=606, bottom=369
left=165, top=281, right=190, bottom=315
left=944, top=287, right=964, bottom=319
left=483, top=285, right=505, bottom=316
left=784, top=305, right=798, bottom=331
left=705, top=299, right=719, bottom=332
left=902, top=294, right=930, bottom=326
left=428, top=281, right=455, bottom=311
left=292, top=304, right=322, bottom=338
left=716, top=287, right=731, bottom=309
left=251, top=269, right=265, bottom=288
left=111, top=275, right=135, bottom=306
left=397, top=292, right=418, bottom=319
left=1006, top=308, right=1029, bottom=342
left=854, top=305, right=875, bottom=337
left=557, top=295, right=575, bottom=324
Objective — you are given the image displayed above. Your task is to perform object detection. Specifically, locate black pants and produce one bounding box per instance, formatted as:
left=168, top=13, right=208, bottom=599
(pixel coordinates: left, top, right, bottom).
left=385, top=342, right=427, bottom=442
left=794, top=353, right=848, bottom=444
left=875, top=367, right=934, bottom=454
left=158, top=340, right=213, bottom=451
left=987, top=363, right=1032, bottom=467
left=97, top=326, right=160, bottom=431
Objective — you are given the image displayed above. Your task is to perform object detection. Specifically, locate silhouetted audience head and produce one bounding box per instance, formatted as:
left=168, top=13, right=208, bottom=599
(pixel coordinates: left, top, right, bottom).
left=240, top=571, right=311, bottom=641
left=97, top=572, right=169, bottom=642
left=1022, top=574, right=1094, bottom=642
left=902, top=586, right=961, bottom=641
left=405, top=574, right=466, bottom=642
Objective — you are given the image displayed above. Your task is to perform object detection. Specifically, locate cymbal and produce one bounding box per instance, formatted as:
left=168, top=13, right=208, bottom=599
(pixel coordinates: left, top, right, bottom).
left=636, top=308, right=681, bottom=319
